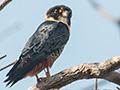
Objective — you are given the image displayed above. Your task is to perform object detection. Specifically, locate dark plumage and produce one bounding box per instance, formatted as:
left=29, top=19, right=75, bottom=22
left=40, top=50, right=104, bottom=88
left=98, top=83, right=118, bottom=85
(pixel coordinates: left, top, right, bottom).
left=4, top=5, right=72, bottom=87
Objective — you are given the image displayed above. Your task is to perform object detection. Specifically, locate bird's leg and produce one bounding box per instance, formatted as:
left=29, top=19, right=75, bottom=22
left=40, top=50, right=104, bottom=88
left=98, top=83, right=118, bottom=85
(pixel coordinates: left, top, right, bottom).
left=46, top=66, right=50, bottom=77
left=35, top=74, right=40, bottom=83
left=40, top=66, right=51, bottom=80
left=43, top=69, right=47, bottom=76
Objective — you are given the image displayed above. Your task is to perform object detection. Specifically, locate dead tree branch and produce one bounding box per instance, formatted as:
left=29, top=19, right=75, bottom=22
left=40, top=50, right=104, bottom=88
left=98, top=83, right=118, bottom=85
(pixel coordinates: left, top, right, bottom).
left=94, top=78, right=98, bottom=90
left=0, top=55, right=7, bottom=60
left=0, top=0, right=12, bottom=11
left=0, top=60, right=17, bottom=71
left=26, top=55, right=120, bottom=90
left=88, top=0, right=119, bottom=24
left=117, top=87, right=120, bottom=90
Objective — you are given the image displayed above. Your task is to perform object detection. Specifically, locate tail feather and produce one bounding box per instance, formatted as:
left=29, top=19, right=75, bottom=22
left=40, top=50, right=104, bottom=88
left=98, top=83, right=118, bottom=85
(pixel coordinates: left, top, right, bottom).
left=9, top=80, right=18, bottom=87
left=6, top=60, right=21, bottom=77
left=4, top=69, right=28, bottom=87
left=6, top=80, right=13, bottom=87
left=4, top=77, right=10, bottom=83
left=4, top=52, right=48, bottom=87
left=4, top=78, right=17, bottom=87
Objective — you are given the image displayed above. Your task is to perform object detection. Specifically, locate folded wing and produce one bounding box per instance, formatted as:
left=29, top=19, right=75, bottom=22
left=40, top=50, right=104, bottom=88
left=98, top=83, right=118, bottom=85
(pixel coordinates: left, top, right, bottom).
left=4, top=21, right=69, bottom=87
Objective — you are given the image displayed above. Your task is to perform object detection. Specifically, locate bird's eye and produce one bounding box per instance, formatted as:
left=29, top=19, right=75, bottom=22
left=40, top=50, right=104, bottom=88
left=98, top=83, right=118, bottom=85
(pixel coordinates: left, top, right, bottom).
left=54, top=9, right=58, bottom=14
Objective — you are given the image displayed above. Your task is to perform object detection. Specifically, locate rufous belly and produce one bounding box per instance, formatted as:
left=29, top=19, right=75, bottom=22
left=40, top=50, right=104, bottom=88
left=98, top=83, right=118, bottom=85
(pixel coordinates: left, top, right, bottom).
left=23, top=55, right=58, bottom=78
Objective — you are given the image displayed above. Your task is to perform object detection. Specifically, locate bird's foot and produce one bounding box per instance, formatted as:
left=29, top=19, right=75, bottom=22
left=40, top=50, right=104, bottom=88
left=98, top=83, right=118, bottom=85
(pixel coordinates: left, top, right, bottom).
left=37, top=77, right=47, bottom=83
left=37, top=78, right=41, bottom=83
left=39, top=77, right=47, bottom=80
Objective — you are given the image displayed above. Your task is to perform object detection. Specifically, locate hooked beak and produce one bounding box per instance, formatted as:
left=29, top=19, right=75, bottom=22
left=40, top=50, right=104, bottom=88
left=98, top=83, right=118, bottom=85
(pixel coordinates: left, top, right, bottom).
left=62, top=11, right=69, bottom=17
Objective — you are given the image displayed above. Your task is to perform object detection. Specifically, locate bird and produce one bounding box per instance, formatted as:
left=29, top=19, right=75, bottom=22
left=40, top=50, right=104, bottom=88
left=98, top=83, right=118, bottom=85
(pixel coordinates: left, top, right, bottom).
left=4, top=5, right=72, bottom=87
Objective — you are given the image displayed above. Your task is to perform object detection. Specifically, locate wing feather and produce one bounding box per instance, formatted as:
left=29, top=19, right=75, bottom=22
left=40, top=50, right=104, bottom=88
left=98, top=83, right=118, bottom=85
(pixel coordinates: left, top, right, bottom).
left=4, top=21, right=69, bottom=87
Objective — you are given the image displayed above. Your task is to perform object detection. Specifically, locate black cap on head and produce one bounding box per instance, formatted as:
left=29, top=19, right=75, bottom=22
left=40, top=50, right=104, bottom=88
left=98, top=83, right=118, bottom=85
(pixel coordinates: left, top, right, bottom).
left=45, top=5, right=72, bottom=26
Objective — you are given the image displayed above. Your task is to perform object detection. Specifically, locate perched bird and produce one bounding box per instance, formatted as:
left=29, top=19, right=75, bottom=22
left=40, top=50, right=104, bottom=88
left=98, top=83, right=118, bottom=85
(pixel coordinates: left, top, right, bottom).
left=4, top=5, right=72, bottom=87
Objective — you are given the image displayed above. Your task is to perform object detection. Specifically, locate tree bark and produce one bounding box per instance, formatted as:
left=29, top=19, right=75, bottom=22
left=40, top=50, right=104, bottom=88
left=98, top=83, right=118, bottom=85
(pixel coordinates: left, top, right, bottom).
left=26, top=55, right=120, bottom=90
left=0, top=55, right=6, bottom=60
left=0, top=0, right=12, bottom=11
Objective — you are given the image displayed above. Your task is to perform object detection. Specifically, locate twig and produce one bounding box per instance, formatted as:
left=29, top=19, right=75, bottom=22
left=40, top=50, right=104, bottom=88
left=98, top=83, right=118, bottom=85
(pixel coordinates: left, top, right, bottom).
left=0, top=0, right=12, bottom=11
left=94, top=78, right=98, bottom=90
left=26, top=55, right=120, bottom=90
left=44, top=69, right=47, bottom=76
left=0, top=60, right=18, bottom=71
left=88, top=0, right=117, bottom=24
left=117, top=87, right=120, bottom=90
left=0, top=55, right=7, bottom=60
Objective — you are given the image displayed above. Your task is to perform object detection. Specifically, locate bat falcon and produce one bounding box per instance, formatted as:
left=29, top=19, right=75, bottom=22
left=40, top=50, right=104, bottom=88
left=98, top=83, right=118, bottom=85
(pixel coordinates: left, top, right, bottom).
left=4, top=5, right=72, bottom=87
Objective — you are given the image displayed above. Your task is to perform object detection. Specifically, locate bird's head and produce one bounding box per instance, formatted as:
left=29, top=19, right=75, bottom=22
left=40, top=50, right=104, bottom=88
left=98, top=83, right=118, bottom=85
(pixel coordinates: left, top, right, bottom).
left=45, top=5, right=72, bottom=26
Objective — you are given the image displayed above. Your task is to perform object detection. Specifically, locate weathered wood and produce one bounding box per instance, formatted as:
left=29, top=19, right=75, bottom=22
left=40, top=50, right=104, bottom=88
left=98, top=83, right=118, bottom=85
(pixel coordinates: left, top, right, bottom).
left=103, top=71, right=120, bottom=85
left=26, top=55, right=120, bottom=90
left=26, top=86, right=58, bottom=90
left=0, top=0, right=12, bottom=11
left=0, top=55, right=6, bottom=60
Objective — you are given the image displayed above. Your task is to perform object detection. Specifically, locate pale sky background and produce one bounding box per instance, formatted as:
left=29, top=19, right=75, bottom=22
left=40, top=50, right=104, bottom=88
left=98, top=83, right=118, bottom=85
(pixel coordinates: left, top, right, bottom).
left=0, top=0, right=120, bottom=90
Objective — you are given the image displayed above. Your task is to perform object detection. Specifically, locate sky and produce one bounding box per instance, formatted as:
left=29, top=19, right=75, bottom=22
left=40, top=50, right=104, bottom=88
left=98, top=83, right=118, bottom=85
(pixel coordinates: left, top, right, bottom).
left=0, top=0, right=120, bottom=90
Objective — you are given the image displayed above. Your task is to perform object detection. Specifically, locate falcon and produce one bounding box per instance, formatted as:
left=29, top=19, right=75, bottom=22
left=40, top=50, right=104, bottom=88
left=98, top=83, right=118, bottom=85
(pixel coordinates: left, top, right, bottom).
left=4, top=5, right=72, bottom=87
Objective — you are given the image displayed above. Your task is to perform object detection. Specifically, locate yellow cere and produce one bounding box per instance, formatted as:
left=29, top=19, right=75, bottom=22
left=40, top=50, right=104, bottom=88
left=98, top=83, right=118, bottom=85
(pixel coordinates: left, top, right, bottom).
left=59, top=9, right=62, bottom=13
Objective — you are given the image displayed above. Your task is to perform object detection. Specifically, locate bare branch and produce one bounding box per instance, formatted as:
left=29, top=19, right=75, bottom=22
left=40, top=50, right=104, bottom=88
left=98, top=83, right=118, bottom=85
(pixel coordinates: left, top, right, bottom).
left=94, top=78, right=98, bottom=90
left=26, top=55, right=120, bottom=90
left=88, top=0, right=118, bottom=24
left=0, top=60, right=18, bottom=71
left=117, top=87, right=120, bottom=90
left=0, top=0, right=12, bottom=11
left=103, top=71, right=120, bottom=85
left=84, top=71, right=120, bottom=90
left=0, top=55, right=7, bottom=60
